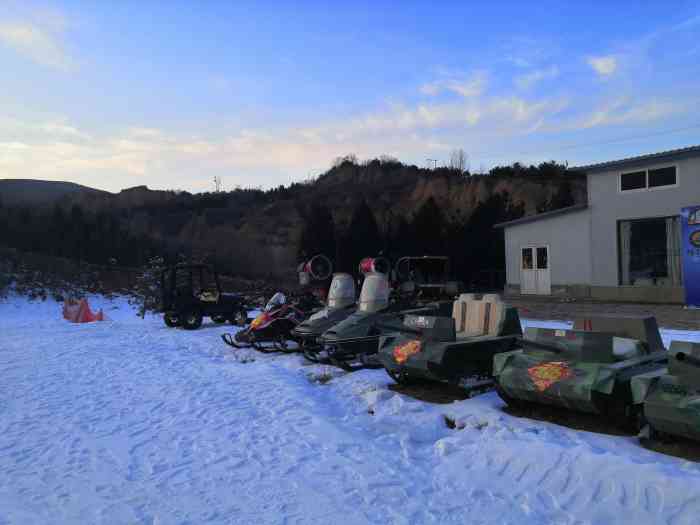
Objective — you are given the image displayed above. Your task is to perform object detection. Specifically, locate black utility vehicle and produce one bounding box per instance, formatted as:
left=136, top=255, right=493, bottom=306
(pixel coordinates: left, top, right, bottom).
left=161, top=264, right=249, bottom=330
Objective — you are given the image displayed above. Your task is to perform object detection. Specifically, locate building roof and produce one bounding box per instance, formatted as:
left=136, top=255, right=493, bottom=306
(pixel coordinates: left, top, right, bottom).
left=493, top=203, right=589, bottom=229
left=570, top=145, right=700, bottom=173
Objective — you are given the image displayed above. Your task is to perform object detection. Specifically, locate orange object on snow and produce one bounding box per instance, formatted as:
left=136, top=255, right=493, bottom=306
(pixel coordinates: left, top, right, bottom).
left=63, top=298, right=104, bottom=323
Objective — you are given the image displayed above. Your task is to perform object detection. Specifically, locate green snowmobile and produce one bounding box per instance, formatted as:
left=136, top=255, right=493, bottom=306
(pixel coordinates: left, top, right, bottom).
left=376, top=294, right=522, bottom=393
left=633, top=340, right=700, bottom=442
left=493, top=316, right=668, bottom=430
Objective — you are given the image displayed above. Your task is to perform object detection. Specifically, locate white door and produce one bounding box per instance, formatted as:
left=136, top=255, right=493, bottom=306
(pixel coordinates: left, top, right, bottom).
left=520, top=247, right=536, bottom=294
left=535, top=245, right=551, bottom=295
left=520, top=245, right=551, bottom=295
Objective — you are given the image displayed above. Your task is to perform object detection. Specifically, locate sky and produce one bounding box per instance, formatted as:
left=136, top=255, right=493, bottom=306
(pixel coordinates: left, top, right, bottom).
left=0, top=0, right=699, bottom=193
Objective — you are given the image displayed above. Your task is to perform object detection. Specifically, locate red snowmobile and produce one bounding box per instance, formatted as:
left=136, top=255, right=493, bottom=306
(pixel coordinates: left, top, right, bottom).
left=221, top=292, right=309, bottom=352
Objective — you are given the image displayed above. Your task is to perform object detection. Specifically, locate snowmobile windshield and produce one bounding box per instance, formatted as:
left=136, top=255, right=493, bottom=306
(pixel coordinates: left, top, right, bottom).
left=358, top=273, right=390, bottom=313
left=265, top=292, right=286, bottom=312
left=327, top=273, right=356, bottom=309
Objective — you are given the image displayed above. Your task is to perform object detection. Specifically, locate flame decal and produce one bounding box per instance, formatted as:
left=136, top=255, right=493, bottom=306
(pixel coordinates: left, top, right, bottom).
left=393, top=340, right=422, bottom=364
left=250, top=312, right=269, bottom=329
left=527, top=361, right=573, bottom=392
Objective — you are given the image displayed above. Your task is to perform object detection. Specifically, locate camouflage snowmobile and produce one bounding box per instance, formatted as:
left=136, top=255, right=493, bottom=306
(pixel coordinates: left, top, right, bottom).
left=311, top=272, right=453, bottom=370
left=493, top=315, right=668, bottom=430
left=633, top=341, right=700, bottom=442
left=377, top=294, right=522, bottom=393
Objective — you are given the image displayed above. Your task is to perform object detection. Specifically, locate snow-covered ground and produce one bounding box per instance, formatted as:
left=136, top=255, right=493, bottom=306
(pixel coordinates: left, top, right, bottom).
left=2, top=295, right=700, bottom=525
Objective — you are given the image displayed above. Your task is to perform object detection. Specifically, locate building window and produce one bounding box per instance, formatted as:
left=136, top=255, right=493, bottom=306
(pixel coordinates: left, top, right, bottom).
left=618, top=217, right=682, bottom=286
left=620, top=171, right=647, bottom=191
left=619, top=166, right=677, bottom=192
left=648, top=167, right=677, bottom=188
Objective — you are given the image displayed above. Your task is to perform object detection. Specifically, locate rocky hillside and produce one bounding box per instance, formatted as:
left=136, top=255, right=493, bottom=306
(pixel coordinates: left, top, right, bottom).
left=77, top=160, right=583, bottom=278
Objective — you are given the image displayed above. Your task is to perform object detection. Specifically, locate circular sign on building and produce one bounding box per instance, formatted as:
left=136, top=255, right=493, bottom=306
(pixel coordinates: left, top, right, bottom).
left=690, top=230, right=700, bottom=248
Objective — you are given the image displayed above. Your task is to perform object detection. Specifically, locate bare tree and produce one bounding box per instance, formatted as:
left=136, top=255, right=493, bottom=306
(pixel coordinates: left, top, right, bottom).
left=448, top=148, right=469, bottom=173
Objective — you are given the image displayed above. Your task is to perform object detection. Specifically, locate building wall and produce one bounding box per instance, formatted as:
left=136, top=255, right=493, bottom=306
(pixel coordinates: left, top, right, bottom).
left=504, top=207, right=591, bottom=287
left=587, top=153, right=700, bottom=286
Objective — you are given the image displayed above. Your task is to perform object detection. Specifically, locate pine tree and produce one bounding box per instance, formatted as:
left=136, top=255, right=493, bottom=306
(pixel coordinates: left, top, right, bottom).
left=130, top=256, right=165, bottom=318
left=411, top=197, right=447, bottom=254
left=298, top=204, right=337, bottom=262
left=340, top=200, right=381, bottom=273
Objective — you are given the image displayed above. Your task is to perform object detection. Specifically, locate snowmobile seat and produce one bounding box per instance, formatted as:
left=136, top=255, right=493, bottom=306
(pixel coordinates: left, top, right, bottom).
left=453, top=297, right=506, bottom=338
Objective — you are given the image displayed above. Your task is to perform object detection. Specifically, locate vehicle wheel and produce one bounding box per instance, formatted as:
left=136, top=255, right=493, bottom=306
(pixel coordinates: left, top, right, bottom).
left=212, top=315, right=227, bottom=324
left=163, top=312, right=180, bottom=328
left=182, top=310, right=203, bottom=330
left=230, top=309, right=248, bottom=326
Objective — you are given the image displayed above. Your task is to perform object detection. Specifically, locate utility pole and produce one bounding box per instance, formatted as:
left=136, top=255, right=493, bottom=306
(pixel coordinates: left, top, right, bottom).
left=426, top=158, right=438, bottom=170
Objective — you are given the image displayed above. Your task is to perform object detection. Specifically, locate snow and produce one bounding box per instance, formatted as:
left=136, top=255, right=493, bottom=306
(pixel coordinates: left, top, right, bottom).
left=2, top=295, right=700, bottom=524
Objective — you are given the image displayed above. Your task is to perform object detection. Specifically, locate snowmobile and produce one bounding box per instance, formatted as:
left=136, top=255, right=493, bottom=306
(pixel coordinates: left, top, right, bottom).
left=633, top=340, right=700, bottom=443
left=292, top=272, right=357, bottom=356
left=311, top=272, right=453, bottom=370
left=493, top=316, right=668, bottom=431
left=221, top=254, right=332, bottom=352
left=221, top=292, right=308, bottom=352
left=377, top=294, right=522, bottom=393
left=161, top=264, right=249, bottom=330
left=295, top=256, right=391, bottom=361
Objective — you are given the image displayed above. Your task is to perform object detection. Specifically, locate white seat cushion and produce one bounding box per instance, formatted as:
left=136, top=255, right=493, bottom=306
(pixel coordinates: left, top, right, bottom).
left=452, top=300, right=467, bottom=332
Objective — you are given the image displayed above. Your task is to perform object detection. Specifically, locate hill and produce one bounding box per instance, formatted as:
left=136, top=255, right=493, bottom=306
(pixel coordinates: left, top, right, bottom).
left=0, top=160, right=586, bottom=287
left=0, top=179, right=109, bottom=207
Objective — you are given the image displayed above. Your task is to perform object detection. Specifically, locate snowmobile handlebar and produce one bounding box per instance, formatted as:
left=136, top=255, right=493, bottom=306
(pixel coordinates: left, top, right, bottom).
left=676, top=352, right=700, bottom=368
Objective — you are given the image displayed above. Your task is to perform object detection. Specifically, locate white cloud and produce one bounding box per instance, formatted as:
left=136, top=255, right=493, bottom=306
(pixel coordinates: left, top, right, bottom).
left=0, top=94, right=567, bottom=192
left=587, top=55, right=617, bottom=77
left=0, top=20, right=73, bottom=71
left=546, top=97, right=688, bottom=133
left=420, top=71, right=487, bottom=98
left=515, top=66, right=559, bottom=89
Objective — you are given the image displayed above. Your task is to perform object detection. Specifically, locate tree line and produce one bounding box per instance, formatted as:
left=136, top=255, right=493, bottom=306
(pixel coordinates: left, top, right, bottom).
left=0, top=201, right=168, bottom=268
left=298, top=192, right=528, bottom=290
left=0, top=159, right=576, bottom=289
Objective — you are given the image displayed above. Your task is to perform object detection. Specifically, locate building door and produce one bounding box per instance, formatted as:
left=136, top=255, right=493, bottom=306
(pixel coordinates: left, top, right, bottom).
left=535, top=246, right=551, bottom=294
left=520, top=245, right=551, bottom=295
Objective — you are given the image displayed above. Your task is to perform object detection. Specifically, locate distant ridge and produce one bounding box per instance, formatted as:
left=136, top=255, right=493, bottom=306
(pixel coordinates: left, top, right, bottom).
left=0, top=179, right=109, bottom=206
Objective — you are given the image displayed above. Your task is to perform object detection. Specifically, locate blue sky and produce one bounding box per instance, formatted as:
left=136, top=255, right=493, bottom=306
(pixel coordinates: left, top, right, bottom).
left=0, top=0, right=699, bottom=192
